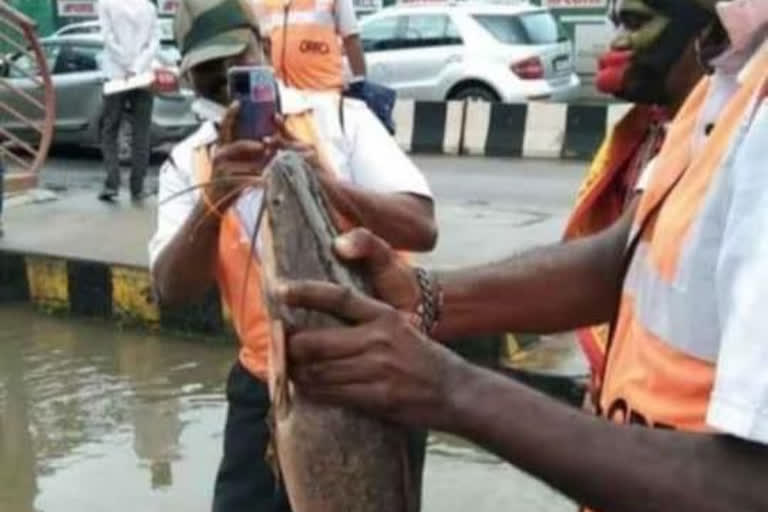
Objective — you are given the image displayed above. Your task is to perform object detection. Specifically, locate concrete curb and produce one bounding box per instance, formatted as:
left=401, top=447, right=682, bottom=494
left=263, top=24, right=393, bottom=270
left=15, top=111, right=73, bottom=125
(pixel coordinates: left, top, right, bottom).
left=396, top=100, right=632, bottom=160
left=0, top=248, right=584, bottom=404
left=0, top=250, right=229, bottom=339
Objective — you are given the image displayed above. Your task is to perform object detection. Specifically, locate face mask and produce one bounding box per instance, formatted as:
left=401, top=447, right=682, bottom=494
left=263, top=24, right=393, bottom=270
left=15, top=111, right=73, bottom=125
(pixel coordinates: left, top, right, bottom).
left=597, top=0, right=713, bottom=103
left=192, top=97, right=227, bottom=124
left=596, top=49, right=632, bottom=95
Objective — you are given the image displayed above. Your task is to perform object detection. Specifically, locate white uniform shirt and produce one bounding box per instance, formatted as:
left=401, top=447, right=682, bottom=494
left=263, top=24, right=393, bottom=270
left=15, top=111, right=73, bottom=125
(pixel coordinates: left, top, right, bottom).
left=703, top=35, right=768, bottom=443
left=149, top=88, right=432, bottom=268
left=97, top=0, right=159, bottom=79
left=622, top=23, right=768, bottom=443
left=256, top=0, right=360, bottom=38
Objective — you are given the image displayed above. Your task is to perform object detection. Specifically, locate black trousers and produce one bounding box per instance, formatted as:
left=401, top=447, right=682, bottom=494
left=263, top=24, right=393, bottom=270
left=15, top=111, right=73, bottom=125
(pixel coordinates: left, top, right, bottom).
left=212, top=361, right=427, bottom=512
left=100, top=88, right=153, bottom=196
left=0, top=160, right=4, bottom=219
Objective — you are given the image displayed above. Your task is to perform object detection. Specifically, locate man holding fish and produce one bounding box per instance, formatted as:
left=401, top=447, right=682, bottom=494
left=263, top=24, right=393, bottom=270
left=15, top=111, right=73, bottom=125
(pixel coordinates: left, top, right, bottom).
left=149, top=0, right=436, bottom=510
left=280, top=1, right=768, bottom=510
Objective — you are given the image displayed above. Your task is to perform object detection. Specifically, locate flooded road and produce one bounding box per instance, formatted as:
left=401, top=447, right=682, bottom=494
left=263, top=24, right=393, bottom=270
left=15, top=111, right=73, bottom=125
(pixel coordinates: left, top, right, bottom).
left=0, top=306, right=575, bottom=512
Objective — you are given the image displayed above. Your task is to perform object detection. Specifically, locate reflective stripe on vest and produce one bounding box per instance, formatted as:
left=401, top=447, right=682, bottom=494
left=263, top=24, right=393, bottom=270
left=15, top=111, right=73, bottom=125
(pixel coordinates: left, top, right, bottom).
left=600, top=44, right=768, bottom=431
left=563, top=106, right=659, bottom=385
left=263, top=9, right=336, bottom=31
left=194, top=109, right=338, bottom=380
left=262, top=0, right=344, bottom=91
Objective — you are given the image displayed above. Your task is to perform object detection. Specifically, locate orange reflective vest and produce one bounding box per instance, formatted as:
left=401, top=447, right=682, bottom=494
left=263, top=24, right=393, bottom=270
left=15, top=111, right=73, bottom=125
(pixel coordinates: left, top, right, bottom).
left=194, top=110, right=333, bottom=380
left=600, top=45, right=768, bottom=430
left=261, top=0, right=344, bottom=91
left=194, top=106, right=410, bottom=380
left=563, top=106, right=665, bottom=395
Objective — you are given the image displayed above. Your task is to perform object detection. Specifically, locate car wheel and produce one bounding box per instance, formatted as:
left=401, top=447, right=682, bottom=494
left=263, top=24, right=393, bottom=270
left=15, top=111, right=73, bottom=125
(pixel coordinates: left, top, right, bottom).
left=449, top=85, right=500, bottom=103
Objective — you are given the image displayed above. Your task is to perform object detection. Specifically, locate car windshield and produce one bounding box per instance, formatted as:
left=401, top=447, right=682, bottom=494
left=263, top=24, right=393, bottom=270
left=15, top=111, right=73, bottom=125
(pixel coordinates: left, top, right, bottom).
left=7, top=44, right=60, bottom=78
left=472, top=11, right=567, bottom=45
left=59, top=25, right=99, bottom=36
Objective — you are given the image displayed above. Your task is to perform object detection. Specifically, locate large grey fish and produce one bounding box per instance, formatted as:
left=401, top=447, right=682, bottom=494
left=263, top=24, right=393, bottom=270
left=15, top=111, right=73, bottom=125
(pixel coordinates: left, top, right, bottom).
left=258, top=151, right=420, bottom=512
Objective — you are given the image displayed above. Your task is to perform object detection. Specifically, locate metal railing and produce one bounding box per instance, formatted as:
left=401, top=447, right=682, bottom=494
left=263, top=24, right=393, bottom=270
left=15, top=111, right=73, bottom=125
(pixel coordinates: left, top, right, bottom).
left=0, top=2, right=55, bottom=192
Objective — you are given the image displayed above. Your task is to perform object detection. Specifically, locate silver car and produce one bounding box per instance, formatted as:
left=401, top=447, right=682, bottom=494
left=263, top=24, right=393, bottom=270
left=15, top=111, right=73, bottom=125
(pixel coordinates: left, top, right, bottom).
left=0, top=34, right=197, bottom=156
left=360, top=2, right=580, bottom=102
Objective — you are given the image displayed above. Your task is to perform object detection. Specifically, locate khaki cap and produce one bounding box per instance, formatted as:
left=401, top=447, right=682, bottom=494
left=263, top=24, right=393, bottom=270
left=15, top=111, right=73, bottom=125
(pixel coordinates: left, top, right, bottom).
left=174, top=0, right=257, bottom=73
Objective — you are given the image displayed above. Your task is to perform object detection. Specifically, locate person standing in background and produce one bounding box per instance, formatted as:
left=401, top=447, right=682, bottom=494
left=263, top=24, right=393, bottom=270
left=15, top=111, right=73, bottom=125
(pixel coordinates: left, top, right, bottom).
left=97, top=0, right=159, bottom=202
left=0, top=159, right=5, bottom=237
left=256, top=0, right=367, bottom=91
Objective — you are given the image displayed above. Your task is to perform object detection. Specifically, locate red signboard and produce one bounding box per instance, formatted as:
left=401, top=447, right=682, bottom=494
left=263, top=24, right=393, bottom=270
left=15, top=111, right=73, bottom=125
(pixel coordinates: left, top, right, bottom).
left=158, top=0, right=180, bottom=15
left=544, top=0, right=606, bottom=8
left=58, top=0, right=179, bottom=17
left=57, top=0, right=97, bottom=17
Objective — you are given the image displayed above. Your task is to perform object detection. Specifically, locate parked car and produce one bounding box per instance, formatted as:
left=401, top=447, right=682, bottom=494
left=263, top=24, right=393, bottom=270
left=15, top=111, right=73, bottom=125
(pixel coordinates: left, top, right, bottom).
left=0, top=34, right=197, bottom=158
left=358, top=1, right=580, bottom=102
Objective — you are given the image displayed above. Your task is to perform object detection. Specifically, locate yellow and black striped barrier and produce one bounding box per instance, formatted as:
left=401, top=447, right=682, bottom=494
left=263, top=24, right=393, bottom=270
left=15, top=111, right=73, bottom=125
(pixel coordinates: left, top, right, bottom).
left=0, top=249, right=232, bottom=339
left=0, top=249, right=588, bottom=404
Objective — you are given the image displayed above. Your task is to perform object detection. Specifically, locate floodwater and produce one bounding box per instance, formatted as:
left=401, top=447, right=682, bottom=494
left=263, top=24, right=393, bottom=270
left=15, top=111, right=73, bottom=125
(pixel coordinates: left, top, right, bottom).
left=0, top=306, right=575, bottom=512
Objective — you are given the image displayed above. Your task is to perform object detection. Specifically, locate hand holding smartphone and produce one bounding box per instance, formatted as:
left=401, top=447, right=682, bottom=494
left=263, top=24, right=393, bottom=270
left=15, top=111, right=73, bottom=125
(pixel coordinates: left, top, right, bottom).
left=227, top=66, right=281, bottom=141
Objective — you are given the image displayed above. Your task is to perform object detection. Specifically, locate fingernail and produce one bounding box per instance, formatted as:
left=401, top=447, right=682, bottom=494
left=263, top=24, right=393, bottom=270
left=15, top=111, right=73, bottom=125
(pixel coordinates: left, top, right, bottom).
left=334, top=235, right=353, bottom=253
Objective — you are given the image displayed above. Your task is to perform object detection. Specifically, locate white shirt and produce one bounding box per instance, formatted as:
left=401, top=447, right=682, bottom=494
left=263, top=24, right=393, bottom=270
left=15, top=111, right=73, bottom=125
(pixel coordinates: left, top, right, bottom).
left=702, top=35, right=768, bottom=443
left=334, top=0, right=361, bottom=37
left=633, top=155, right=658, bottom=192
left=256, top=0, right=360, bottom=38
left=149, top=89, right=432, bottom=268
left=98, top=0, right=159, bottom=79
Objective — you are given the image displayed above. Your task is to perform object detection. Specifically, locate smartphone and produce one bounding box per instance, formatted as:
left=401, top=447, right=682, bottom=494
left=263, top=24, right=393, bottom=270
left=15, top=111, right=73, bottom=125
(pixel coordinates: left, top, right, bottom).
left=227, top=66, right=280, bottom=140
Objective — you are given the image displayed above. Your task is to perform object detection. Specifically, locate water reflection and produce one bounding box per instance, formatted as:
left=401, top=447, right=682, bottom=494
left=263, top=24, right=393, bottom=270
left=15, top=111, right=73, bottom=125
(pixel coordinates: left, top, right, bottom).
left=0, top=305, right=574, bottom=512
left=0, top=305, right=233, bottom=512
left=0, top=324, right=37, bottom=512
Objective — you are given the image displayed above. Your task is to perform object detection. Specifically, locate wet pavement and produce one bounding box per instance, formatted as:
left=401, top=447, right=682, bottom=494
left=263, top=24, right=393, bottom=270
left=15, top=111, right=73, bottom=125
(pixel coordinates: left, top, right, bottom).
left=1, top=153, right=586, bottom=511
left=0, top=306, right=576, bottom=512
left=2, top=154, right=584, bottom=269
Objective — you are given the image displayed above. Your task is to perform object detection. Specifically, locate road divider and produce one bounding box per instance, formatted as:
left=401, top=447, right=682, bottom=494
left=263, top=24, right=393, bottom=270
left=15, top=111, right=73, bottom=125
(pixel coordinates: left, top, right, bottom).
left=394, top=100, right=632, bottom=160
left=0, top=251, right=227, bottom=337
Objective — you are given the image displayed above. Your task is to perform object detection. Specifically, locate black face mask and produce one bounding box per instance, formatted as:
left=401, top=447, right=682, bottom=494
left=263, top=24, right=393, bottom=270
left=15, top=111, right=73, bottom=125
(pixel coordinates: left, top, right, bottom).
left=190, top=58, right=231, bottom=105
left=618, top=0, right=713, bottom=104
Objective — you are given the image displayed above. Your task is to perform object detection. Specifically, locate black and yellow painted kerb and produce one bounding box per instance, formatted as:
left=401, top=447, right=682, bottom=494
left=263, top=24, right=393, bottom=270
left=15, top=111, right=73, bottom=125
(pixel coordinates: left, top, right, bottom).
left=0, top=249, right=508, bottom=370
left=0, top=248, right=503, bottom=350
left=0, top=250, right=231, bottom=339
left=0, top=249, right=586, bottom=403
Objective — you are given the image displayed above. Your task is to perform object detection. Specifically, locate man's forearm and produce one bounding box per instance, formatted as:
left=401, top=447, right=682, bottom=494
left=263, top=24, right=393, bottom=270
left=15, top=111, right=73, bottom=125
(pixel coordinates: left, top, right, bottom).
left=333, top=185, right=437, bottom=252
left=443, top=362, right=768, bottom=511
left=433, top=205, right=635, bottom=340
left=344, top=34, right=367, bottom=78
left=152, top=201, right=221, bottom=306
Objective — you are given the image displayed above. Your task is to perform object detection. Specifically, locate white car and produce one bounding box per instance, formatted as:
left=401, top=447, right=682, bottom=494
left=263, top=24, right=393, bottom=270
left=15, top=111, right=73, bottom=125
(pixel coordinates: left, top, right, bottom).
left=359, top=1, right=580, bottom=102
